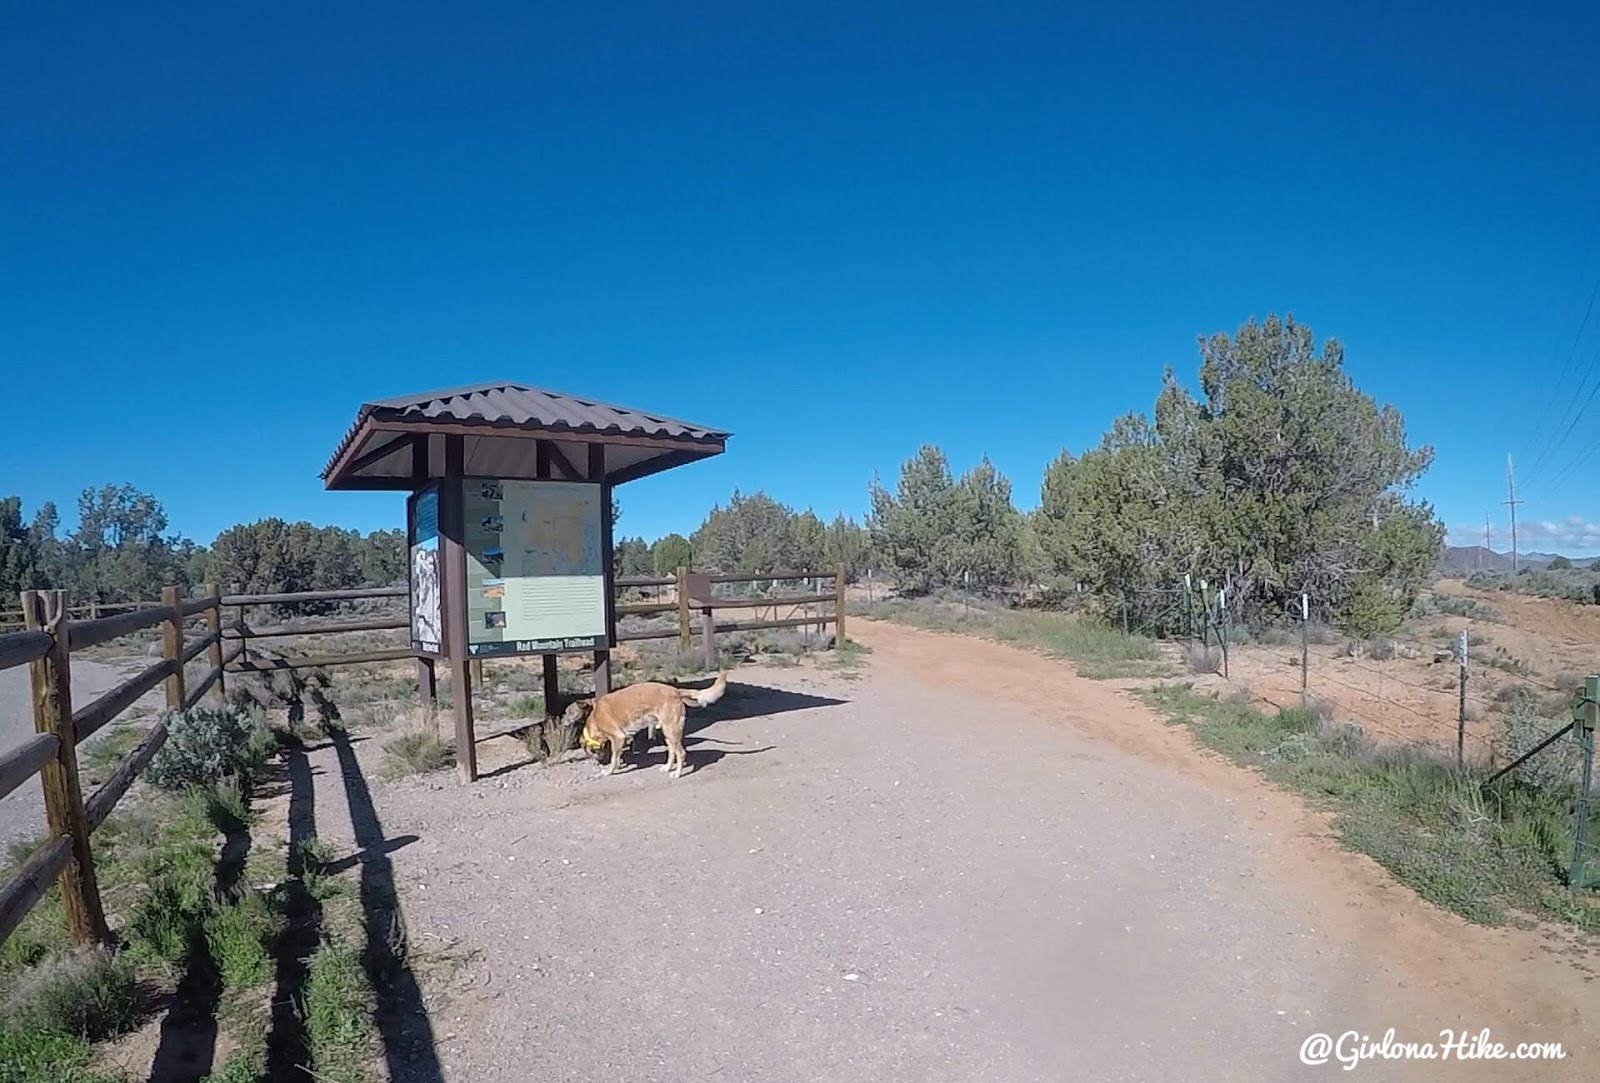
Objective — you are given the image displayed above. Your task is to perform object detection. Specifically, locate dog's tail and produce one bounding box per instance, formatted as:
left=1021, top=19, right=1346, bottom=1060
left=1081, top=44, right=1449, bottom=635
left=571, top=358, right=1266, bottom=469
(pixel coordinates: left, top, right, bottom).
left=680, top=671, right=728, bottom=708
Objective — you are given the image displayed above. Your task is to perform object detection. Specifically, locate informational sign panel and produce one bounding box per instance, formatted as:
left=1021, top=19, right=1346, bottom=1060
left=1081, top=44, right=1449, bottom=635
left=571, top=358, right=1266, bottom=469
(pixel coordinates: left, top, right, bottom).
left=461, top=478, right=609, bottom=656
left=684, top=571, right=714, bottom=607
left=407, top=484, right=442, bottom=656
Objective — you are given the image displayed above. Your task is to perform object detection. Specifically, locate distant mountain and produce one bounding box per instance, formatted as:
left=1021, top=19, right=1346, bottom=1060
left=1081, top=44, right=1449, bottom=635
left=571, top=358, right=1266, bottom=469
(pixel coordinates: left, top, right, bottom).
left=1439, top=546, right=1595, bottom=574
left=1523, top=552, right=1577, bottom=566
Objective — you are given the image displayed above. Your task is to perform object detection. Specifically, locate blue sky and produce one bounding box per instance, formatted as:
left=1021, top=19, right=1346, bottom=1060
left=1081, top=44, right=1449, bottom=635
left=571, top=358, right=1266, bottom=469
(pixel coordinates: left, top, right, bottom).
left=5, top=3, right=1600, bottom=552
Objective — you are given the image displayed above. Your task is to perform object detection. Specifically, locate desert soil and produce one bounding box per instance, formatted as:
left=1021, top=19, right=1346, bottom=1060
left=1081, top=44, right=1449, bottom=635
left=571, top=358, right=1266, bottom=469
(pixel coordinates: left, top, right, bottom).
left=1189, top=578, right=1600, bottom=759
left=283, top=618, right=1595, bottom=1083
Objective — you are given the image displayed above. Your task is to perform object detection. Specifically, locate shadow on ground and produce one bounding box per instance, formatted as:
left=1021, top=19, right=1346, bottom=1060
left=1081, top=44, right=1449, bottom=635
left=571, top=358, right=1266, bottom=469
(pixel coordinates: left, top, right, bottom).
left=329, top=728, right=446, bottom=1083
left=628, top=679, right=845, bottom=773
left=681, top=678, right=847, bottom=734
left=263, top=745, right=318, bottom=1081
left=145, top=790, right=252, bottom=1083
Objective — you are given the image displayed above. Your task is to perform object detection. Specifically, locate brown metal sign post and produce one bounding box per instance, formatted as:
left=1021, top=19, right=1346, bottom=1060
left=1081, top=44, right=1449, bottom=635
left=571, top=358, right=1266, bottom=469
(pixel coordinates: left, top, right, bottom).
left=321, top=382, right=728, bottom=782
left=684, top=571, right=716, bottom=669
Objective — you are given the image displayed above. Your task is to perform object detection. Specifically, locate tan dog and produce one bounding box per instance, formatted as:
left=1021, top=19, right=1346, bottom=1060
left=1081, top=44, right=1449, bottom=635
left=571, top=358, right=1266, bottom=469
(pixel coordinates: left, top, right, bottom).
left=564, top=672, right=727, bottom=779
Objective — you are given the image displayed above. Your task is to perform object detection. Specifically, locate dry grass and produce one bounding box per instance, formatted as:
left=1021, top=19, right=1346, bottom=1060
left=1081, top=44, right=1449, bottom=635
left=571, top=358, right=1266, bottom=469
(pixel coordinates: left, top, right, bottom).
left=381, top=726, right=454, bottom=779
left=1183, top=642, right=1221, bottom=675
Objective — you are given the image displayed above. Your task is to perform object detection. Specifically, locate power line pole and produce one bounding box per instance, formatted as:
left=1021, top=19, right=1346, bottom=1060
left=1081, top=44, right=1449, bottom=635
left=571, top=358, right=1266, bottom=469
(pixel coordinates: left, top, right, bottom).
left=1506, top=454, right=1523, bottom=572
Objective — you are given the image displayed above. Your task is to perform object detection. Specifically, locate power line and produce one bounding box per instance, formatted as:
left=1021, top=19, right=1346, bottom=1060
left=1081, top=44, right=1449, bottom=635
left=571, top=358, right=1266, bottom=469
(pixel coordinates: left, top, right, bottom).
left=1525, top=354, right=1600, bottom=492
left=1525, top=343, right=1600, bottom=499
left=1526, top=274, right=1600, bottom=479
left=1521, top=201, right=1600, bottom=483
left=1506, top=455, right=1523, bottom=571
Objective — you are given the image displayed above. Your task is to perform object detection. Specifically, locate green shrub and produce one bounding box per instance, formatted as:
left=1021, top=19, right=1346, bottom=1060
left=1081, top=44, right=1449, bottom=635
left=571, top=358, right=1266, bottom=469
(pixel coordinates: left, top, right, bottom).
left=304, top=940, right=377, bottom=1083
left=1142, top=683, right=1599, bottom=927
left=1338, top=579, right=1404, bottom=639
left=204, top=892, right=278, bottom=990
left=145, top=706, right=269, bottom=792
left=123, top=880, right=205, bottom=970
left=0, top=947, right=139, bottom=1042
left=0, top=1027, right=120, bottom=1083
left=204, top=1046, right=266, bottom=1083
left=1500, top=694, right=1582, bottom=792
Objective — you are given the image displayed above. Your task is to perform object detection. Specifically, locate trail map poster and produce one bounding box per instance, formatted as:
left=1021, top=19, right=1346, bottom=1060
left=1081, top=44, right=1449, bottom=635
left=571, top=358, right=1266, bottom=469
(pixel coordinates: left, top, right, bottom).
left=462, top=479, right=608, bottom=656
left=407, top=484, right=442, bottom=655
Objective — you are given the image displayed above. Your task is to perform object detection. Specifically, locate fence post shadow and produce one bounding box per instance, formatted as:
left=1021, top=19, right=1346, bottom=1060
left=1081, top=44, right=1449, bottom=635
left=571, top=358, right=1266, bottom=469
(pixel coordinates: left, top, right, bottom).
left=329, top=728, right=445, bottom=1083
left=145, top=787, right=254, bottom=1082
left=264, top=741, right=318, bottom=1079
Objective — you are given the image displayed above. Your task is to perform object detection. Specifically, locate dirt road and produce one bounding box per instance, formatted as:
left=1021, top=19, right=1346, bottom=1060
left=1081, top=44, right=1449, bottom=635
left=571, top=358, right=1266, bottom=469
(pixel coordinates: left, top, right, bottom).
left=0, top=658, right=147, bottom=850
left=294, top=620, right=1594, bottom=1082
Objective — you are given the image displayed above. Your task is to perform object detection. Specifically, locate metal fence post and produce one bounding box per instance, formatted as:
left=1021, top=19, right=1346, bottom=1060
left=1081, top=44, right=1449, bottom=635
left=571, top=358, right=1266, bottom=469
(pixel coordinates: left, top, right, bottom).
left=701, top=605, right=716, bottom=670
left=676, top=566, right=691, bottom=650
left=835, top=563, right=847, bottom=644
left=1572, top=676, right=1597, bottom=889
left=1218, top=588, right=1229, bottom=680
left=1457, top=630, right=1469, bottom=769
left=1300, top=592, right=1309, bottom=709
left=161, top=586, right=187, bottom=710
left=417, top=656, right=439, bottom=734
left=21, top=589, right=110, bottom=946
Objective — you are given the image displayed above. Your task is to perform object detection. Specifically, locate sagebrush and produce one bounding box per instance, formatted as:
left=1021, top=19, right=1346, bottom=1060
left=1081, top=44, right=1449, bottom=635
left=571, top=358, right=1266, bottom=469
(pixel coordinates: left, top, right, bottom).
left=144, top=705, right=270, bottom=792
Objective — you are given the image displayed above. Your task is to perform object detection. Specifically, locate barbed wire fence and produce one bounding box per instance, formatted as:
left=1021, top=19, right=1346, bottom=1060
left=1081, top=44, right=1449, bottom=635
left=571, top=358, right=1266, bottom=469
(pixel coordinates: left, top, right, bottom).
left=1100, top=578, right=1597, bottom=889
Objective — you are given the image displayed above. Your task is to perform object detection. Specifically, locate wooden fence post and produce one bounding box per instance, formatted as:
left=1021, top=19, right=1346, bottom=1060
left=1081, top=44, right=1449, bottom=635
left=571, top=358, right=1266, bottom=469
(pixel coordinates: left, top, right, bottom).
left=204, top=583, right=225, bottom=702
left=701, top=605, right=716, bottom=669
left=416, top=656, right=439, bottom=733
left=161, top=586, right=187, bottom=710
left=835, top=563, right=847, bottom=644
left=676, top=566, right=691, bottom=650
left=21, top=590, right=110, bottom=946
left=470, top=657, right=484, bottom=688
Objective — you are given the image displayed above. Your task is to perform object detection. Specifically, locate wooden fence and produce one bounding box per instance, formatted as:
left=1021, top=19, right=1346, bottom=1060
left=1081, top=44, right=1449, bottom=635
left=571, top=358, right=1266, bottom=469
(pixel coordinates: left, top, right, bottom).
left=0, top=567, right=844, bottom=949
left=614, top=567, right=846, bottom=666
left=0, top=600, right=163, bottom=634
left=0, top=585, right=231, bottom=948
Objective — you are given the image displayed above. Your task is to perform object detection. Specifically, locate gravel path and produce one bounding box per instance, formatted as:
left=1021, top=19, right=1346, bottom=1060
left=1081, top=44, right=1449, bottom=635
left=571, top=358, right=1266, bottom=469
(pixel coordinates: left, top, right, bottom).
left=299, top=655, right=1489, bottom=1082
left=0, top=656, right=154, bottom=850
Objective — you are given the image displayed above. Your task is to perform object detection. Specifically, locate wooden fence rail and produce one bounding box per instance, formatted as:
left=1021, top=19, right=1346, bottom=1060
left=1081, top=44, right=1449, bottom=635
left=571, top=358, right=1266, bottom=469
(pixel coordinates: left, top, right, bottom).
left=0, top=584, right=227, bottom=949
left=0, top=600, right=161, bottom=633
left=0, top=567, right=849, bottom=949
left=615, top=567, right=848, bottom=667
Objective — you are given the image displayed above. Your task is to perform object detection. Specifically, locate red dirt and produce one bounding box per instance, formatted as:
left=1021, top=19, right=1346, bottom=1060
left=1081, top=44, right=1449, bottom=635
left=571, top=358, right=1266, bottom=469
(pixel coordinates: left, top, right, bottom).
left=852, top=618, right=1599, bottom=1080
